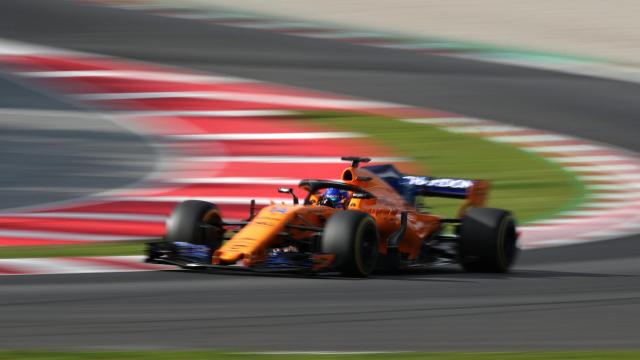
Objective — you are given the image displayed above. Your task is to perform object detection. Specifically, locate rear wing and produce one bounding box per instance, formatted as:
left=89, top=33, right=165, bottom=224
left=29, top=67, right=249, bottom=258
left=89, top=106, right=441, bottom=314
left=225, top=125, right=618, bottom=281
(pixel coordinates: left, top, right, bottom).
left=402, top=176, right=490, bottom=216
left=363, top=164, right=489, bottom=216
left=401, top=176, right=487, bottom=200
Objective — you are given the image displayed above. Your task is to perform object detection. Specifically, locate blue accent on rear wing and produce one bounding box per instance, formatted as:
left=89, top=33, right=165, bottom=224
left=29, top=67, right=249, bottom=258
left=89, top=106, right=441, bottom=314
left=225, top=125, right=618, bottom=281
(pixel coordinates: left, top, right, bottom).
left=400, top=176, right=474, bottom=199
left=364, top=164, right=479, bottom=203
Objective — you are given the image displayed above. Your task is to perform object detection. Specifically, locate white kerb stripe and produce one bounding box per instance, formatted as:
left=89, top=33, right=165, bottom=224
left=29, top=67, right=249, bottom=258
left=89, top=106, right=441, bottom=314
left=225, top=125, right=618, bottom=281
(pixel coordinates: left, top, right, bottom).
left=525, top=145, right=602, bottom=153
left=566, top=164, right=639, bottom=172
left=121, top=110, right=295, bottom=117
left=588, top=184, right=640, bottom=190
left=580, top=228, right=638, bottom=239
left=490, top=134, right=573, bottom=143
left=578, top=201, right=640, bottom=208
left=560, top=209, right=625, bottom=217
left=520, top=238, right=585, bottom=248
left=446, top=125, right=529, bottom=133
left=579, top=174, right=640, bottom=181
left=529, top=217, right=598, bottom=225
left=552, top=156, right=629, bottom=163
left=169, top=132, right=364, bottom=141
left=401, top=117, right=485, bottom=125
left=17, top=70, right=252, bottom=83
left=182, top=156, right=409, bottom=163
left=590, top=192, right=640, bottom=199
left=617, top=222, right=640, bottom=230
left=74, top=91, right=401, bottom=109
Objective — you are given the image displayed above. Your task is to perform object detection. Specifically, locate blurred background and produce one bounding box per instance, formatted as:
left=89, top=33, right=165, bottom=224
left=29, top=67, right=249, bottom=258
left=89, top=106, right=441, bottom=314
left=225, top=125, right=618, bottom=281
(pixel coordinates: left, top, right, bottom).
left=1, top=0, right=640, bottom=358
left=183, top=0, right=640, bottom=65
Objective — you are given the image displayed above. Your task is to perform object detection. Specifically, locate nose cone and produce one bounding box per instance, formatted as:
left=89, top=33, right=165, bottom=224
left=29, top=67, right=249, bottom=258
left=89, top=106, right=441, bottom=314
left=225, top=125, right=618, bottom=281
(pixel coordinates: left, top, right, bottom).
left=214, top=204, right=296, bottom=265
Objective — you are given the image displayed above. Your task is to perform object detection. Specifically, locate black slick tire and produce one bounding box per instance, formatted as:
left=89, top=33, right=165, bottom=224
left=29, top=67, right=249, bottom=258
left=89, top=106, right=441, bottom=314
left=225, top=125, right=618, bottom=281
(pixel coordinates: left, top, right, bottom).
left=322, top=210, right=379, bottom=277
left=459, top=207, right=518, bottom=273
left=165, top=200, right=223, bottom=248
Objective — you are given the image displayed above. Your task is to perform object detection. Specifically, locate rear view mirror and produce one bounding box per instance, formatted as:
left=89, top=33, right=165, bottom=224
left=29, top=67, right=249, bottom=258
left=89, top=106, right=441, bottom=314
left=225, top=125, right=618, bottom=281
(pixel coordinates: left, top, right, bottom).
left=277, top=187, right=299, bottom=205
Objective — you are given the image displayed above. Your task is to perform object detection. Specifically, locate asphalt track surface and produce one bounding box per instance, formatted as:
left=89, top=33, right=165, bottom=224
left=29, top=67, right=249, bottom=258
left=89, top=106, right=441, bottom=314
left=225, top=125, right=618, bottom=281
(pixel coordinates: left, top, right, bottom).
left=1, top=0, right=640, bottom=351
left=0, top=74, right=155, bottom=210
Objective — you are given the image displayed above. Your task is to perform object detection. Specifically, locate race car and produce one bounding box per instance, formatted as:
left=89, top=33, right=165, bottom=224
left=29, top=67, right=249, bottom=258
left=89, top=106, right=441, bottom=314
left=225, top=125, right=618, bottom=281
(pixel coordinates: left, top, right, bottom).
left=146, top=157, right=518, bottom=276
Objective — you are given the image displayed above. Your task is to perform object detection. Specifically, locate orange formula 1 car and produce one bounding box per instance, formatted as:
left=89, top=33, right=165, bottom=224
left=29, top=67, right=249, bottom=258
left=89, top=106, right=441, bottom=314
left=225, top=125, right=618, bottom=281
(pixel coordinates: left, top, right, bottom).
left=146, top=157, right=518, bottom=276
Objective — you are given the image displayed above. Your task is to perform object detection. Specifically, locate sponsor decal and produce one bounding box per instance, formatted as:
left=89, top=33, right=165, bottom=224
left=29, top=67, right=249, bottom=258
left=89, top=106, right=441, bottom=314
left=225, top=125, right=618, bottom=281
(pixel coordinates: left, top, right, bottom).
left=269, top=207, right=288, bottom=214
left=403, top=176, right=473, bottom=189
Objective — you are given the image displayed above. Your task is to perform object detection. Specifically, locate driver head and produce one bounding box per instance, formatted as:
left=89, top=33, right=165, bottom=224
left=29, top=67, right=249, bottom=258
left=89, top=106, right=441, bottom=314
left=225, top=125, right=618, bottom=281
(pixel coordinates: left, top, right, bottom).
left=322, top=188, right=348, bottom=209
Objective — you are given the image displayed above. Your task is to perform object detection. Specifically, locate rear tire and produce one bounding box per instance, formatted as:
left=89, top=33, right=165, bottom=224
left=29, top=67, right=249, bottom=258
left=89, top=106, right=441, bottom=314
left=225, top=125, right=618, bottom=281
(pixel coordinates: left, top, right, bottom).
left=165, top=200, right=224, bottom=248
left=322, top=210, right=379, bottom=277
left=459, top=208, right=518, bottom=273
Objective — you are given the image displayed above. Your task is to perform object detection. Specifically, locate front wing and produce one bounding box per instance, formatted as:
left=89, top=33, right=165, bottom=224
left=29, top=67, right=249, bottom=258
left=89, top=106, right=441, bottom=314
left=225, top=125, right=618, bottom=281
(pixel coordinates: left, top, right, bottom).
left=146, top=241, right=334, bottom=274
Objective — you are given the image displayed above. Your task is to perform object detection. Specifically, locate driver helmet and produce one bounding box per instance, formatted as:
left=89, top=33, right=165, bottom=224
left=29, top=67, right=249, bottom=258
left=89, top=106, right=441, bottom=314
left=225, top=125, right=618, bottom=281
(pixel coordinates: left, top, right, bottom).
left=320, top=188, right=349, bottom=208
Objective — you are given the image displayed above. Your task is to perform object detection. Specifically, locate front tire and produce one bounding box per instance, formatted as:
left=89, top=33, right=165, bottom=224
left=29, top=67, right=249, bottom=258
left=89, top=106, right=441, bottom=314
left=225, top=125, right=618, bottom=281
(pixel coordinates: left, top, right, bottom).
left=322, top=211, right=379, bottom=277
left=459, top=208, right=518, bottom=272
left=165, top=200, right=224, bottom=248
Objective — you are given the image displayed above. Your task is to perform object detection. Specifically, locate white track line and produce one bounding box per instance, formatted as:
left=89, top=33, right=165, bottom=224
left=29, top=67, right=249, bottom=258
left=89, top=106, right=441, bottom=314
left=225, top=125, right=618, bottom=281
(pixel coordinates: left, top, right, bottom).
left=0, top=256, right=160, bottom=275
left=121, top=110, right=296, bottom=117
left=0, top=258, right=95, bottom=275
left=182, top=156, right=409, bottom=163
left=0, top=230, right=156, bottom=241
left=74, top=91, right=401, bottom=109
left=17, top=70, right=252, bottom=84
left=0, top=38, right=83, bottom=56
left=169, top=132, right=365, bottom=141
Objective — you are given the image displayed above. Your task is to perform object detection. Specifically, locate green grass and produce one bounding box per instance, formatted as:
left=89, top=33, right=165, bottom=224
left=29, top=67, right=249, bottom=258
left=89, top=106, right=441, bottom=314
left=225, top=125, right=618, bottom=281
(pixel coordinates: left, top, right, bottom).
left=309, top=113, right=587, bottom=223
left=0, top=351, right=639, bottom=360
left=0, top=241, right=147, bottom=259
